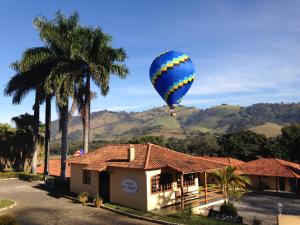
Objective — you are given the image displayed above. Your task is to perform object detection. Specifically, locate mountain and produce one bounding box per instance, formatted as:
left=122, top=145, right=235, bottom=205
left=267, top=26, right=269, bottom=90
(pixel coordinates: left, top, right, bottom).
left=50, top=103, right=300, bottom=142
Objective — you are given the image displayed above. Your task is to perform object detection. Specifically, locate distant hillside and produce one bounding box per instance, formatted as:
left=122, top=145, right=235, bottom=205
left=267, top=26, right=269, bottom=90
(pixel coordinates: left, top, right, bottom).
left=248, top=122, right=283, bottom=137
left=50, top=103, right=300, bottom=142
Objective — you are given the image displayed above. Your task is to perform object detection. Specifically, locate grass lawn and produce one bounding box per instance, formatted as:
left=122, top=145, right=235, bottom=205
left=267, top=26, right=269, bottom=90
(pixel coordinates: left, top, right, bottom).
left=0, top=199, right=15, bottom=209
left=104, top=203, right=238, bottom=225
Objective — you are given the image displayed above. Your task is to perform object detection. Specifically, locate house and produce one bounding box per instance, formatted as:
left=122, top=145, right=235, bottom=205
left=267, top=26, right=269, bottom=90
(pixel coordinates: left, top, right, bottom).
left=238, top=158, right=300, bottom=193
left=67, top=144, right=227, bottom=211
left=37, top=159, right=71, bottom=177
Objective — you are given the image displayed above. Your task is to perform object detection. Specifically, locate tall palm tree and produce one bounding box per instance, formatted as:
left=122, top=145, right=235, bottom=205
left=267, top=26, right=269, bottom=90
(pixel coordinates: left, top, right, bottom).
left=34, top=11, right=81, bottom=179
left=213, top=166, right=251, bottom=202
left=72, top=27, right=129, bottom=153
left=5, top=60, right=51, bottom=174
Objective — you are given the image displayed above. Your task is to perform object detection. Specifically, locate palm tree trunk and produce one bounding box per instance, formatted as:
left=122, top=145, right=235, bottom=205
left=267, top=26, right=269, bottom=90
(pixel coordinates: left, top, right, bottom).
left=60, top=101, right=69, bottom=179
left=83, top=75, right=90, bottom=154
left=31, top=92, right=40, bottom=174
left=44, top=95, right=51, bottom=176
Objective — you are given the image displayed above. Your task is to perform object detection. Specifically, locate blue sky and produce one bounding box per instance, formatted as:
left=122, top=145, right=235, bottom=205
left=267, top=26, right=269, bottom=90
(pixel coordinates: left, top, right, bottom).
left=0, top=0, right=300, bottom=123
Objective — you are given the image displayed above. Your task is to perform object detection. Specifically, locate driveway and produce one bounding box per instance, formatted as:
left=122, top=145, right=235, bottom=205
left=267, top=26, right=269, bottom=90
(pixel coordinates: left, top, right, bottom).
left=0, top=179, right=157, bottom=225
left=236, top=192, right=300, bottom=225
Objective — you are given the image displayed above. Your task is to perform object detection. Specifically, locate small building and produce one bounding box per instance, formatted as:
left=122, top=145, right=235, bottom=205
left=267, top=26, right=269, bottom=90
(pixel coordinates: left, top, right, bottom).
left=68, top=144, right=226, bottom=211
left=239, top=158, right=300, bottom=193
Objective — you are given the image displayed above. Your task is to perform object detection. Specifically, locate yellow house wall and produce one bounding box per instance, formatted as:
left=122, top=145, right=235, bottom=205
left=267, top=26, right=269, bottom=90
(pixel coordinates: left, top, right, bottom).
left=146, top=169, right=199, bottom=211
left=109, top=167, right=148, bottom=211
left=70, top=164, right=99, bottom=197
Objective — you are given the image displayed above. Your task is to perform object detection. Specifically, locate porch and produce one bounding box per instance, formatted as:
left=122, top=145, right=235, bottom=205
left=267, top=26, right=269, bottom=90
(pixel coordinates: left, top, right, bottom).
left=149, top=169, right=224, bottom=211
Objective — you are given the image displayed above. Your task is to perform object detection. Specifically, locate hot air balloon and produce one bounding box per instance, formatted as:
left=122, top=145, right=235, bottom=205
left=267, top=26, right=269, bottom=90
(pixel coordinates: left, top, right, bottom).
left=149, top=50, right=196, bottom=116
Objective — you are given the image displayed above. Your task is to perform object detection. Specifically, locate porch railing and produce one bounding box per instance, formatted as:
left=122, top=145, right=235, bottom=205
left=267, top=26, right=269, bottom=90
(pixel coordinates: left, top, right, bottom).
left=176, top=185, right=224, bottom=205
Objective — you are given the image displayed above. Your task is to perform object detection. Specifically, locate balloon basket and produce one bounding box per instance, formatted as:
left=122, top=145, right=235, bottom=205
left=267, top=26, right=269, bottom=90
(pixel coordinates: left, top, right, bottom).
left=170, top=109, right=176, bottom=117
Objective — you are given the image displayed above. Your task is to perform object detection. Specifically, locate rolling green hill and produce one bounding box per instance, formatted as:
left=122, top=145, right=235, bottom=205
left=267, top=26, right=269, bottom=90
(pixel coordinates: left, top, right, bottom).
left=50, top=103, right=300, bottom=142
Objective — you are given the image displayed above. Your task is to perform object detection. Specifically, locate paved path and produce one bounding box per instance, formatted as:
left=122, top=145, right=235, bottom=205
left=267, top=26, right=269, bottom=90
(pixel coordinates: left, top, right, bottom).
left=0, top=180, right=157, bottom=225
left=236, top=192, right=300, bottom=225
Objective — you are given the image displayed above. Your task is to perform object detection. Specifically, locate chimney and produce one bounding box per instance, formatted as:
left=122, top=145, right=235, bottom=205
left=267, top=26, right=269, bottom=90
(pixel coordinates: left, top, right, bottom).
left=128, top=144, right=135, bottom=162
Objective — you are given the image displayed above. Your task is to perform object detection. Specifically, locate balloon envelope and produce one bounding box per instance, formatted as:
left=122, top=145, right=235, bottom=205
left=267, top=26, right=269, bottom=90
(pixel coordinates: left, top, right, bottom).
left=149, top=50, right=196, bottom=108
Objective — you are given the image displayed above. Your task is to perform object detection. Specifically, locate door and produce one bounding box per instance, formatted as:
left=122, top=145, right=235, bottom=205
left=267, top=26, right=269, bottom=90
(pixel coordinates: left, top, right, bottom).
left=279, top=178, right=285, bottom=191
left=99, top=171, right=110, bottom=202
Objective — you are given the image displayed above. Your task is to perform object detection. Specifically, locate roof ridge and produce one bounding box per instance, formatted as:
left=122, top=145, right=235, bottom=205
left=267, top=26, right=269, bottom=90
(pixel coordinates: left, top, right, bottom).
left=144, top=143, right=152, bottom=169
left=274, top=158, right=300, bottom=178
left=197, top=156, right=229, bottom=166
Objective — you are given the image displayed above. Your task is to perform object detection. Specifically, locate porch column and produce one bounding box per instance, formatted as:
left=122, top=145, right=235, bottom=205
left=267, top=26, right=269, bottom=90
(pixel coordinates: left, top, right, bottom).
left=204, top=171, right=208, bottom=204
left=296, top=179, right=299, bottom=194
left=276, top=177, right=279, bottom=193
left=180, top=173, right=184, bottom=210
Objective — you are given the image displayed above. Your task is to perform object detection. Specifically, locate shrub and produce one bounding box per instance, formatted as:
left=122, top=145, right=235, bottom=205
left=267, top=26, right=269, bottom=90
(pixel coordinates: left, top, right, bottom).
left=219, top=202, right=238, bottom=217
left=252, top=217, right=262, bottom=225
left=93, top=194, right=103, bottom=208
left=18, top=173, right=43, bottom=181
left=77, top=192, right=89, bottom=205
left=0, top=172, right=43, bottom=181
left=0, top=214, right=19, bottom=225
left=0, top=172, right=19, bottom=179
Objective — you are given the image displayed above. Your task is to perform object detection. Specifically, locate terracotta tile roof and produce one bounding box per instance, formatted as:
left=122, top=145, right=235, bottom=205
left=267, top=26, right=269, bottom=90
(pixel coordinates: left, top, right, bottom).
left=37, top=159, right=71, bottom=177
left=238, top=158, right=300, bottom=178
left=67, top=144, right=226, bottom=174
left=198, top=157, right=244, bottom=167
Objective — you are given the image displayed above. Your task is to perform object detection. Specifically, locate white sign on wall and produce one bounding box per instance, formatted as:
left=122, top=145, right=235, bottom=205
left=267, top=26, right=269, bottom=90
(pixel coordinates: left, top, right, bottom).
left=122, top=178, right=138, bottom=194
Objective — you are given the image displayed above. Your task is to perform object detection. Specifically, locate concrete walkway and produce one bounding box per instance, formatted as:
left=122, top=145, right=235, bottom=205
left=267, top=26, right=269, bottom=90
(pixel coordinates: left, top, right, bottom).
left=0, top=179, right=157, bottom=225
left=236, top=192, right=300, bottom=225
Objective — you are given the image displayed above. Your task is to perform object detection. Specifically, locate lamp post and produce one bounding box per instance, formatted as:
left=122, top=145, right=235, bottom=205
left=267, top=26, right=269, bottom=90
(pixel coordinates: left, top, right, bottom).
left=278, top=202, right=283, bottom=215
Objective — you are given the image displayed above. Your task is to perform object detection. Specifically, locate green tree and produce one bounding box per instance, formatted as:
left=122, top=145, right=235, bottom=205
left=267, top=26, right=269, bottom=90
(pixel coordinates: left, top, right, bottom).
left=213, top=166, right=251, bottom=202
left=217, top=130, right=268, bottom=161
left=72, top=26, right=128, bottom=153
left=4, top=58, right=52, bottom=174
left=280, top=124, right=300, bottom=163
left=34, top=11, right=81, bottom=179
left=186, top=132, right=220, bottom=155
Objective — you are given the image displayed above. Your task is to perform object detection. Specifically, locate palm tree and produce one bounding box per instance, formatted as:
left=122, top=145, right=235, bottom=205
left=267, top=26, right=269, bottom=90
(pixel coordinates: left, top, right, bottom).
left=72, top=27, right=129, bottom=153
left=11, top=113, right=44, bottom=171
left=5, top=59, right=51, bottom=174
left=213, top=166, right=251, bottom=202
left=34, top=11, right=81, bottom=179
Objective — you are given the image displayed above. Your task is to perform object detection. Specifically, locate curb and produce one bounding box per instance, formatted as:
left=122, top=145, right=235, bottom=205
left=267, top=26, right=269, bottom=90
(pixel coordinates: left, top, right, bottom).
left=0, top=178, right=18, bottom=181
left=101, top=205, right=183, bottom=225
left=0, top=200, right=17, bottom=212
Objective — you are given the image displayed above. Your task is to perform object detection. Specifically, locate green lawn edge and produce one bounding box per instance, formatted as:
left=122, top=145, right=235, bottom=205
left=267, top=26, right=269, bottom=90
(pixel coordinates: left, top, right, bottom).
left=0, top=199, right=15, bottom=209
left=104, top=203, right=239, bottom=225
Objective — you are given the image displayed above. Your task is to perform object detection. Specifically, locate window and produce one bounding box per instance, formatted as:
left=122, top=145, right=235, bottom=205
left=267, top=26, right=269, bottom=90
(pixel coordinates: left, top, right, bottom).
left=177, top=173, right=195, bottom=187
left=83, top=170, right=91, bottom=185
left=151, top=173, right=173, bottom=193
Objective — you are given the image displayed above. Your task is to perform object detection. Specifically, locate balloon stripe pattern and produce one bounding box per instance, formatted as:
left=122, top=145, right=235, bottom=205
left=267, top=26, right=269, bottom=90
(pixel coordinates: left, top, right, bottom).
left=163, top=72, right=195, bottom=102
left=149, top=50, right=196, bottom=108
left=150, top=54, right=190, bottom=86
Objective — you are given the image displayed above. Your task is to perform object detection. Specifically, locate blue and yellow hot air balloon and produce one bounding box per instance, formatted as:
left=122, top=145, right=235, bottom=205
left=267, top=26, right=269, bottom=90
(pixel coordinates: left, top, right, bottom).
left=149, top=50, right=196, bottom=116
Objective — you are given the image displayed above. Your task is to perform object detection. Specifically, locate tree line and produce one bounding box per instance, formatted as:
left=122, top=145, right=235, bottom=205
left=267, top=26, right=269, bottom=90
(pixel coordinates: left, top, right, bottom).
left=49, top=123, right=300, bottom=163
left=2, top=11, right=128, bottom=178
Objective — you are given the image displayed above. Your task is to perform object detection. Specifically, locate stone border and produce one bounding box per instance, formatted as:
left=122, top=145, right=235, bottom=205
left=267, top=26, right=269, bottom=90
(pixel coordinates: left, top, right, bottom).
left=0, top=200, right=17, bottom=212
left=101, top=205, right=183, bottom=225
left=0, top=178, right=18, bottom=181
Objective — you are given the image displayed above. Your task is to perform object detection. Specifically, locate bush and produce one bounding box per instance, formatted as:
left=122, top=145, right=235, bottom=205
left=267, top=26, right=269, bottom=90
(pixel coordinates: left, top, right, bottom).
left=18, top=173, right=43, bottom=181
left=219, top=202, right=238, bottom=217
left=93, top=194, right=103, bottom=207
left=0, top=215, right=19, bottom=225
left=0, top=172, right=43, bottom=181
left=252, top=217, right=262, bottom=225
left=77, top=192, right=89, bottom=205
left=0, top=172, right=19, bottom=179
